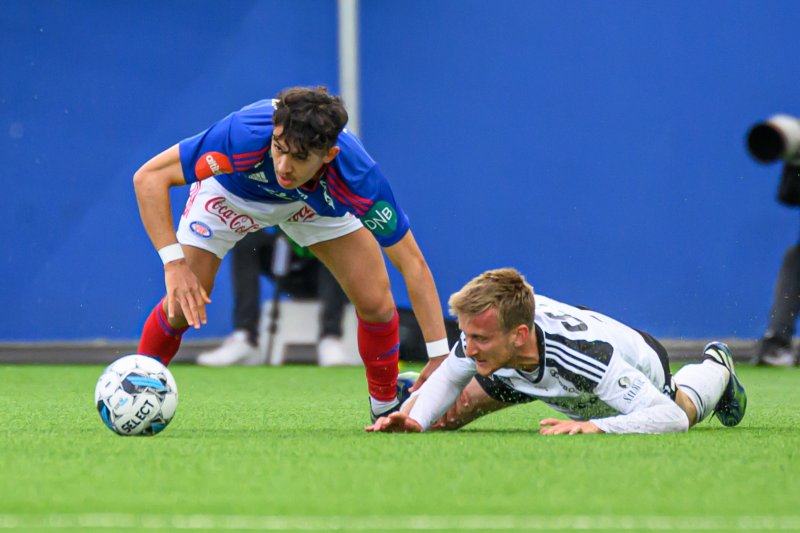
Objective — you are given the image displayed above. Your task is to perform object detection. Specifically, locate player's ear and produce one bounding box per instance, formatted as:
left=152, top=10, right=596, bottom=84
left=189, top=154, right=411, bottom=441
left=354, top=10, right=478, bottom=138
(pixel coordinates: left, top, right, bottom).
left=512, top=325, right=529, bottom=347
left=323, top=146, right=340, bottom=163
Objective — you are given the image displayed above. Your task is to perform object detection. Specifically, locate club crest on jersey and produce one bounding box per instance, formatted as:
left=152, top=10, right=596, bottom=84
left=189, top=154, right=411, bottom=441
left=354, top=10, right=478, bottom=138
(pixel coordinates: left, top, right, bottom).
left=195, top=152, right=233, bottom=179
left=189, top=221, right=213, bottom=239
left=205, top=196, right=261, bottom=234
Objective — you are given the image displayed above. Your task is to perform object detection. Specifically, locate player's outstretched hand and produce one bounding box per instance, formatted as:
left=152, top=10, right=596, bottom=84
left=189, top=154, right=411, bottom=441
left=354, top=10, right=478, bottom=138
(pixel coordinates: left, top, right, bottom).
left=164, top=260, right=212, bottom=329
left=410, top=354, right=447, bottom=392
left=365, top=412, right=423, bottom=433
left=539, top=418, right=603, bottom=435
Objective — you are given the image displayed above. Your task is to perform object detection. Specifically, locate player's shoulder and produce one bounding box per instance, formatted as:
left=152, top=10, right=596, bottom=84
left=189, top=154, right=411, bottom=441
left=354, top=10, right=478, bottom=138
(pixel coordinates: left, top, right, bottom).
left=207, top=100, right=274, bottom=163
left=535, top=294, right=597, bottom=328
left=535, top=294, right=581, bottom=325
left=535, top=294, right=614, bottom=365
left=230, top=99, right=276, bottom=132
left=331, top=128, right=377, bottom=179
left=239, top=98, right=276, bottom=112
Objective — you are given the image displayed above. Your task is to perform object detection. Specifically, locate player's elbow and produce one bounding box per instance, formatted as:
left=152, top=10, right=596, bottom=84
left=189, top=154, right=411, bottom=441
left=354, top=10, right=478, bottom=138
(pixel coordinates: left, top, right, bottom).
left=133, top=164, right=170, bottom=197
left=132, top=165, right=153, bottom=192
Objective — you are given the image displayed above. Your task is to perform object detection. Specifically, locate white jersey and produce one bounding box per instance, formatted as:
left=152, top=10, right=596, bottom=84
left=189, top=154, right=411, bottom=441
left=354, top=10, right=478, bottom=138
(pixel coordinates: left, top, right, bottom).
left=408, top=295, right=689, bottom=434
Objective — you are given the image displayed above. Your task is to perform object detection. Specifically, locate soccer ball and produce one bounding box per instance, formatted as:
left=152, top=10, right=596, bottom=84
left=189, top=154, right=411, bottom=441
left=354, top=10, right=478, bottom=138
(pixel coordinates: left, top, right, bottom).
left=94, top=354, right=178, bottom=436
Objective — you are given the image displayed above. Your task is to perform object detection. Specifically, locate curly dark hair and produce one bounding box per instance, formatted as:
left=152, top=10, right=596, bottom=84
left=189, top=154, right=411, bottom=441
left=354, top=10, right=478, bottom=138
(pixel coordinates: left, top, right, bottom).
left=272, top=86, right=348, bottom=156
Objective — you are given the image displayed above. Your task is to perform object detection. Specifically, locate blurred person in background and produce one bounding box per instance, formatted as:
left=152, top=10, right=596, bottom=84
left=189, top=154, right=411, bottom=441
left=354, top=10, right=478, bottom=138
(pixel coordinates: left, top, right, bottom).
left=133, top=86, right=450, bottom=422
left=196, top=229, right=351, bottom=367
left=755, top=162, right=800, bottom=367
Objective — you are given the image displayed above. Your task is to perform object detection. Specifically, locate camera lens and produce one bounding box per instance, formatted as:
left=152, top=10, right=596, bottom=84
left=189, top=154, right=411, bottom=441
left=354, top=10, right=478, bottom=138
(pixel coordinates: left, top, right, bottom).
left=747, top=123, right=786, bottom=163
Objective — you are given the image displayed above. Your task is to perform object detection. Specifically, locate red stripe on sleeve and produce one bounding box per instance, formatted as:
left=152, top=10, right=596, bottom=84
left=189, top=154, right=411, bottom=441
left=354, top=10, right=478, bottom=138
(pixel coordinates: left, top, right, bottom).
left=232, top=147, right=269, bottom=160
left=326, top=168, right=373, bottom=212
left=234, top=155, right=265, bottom=166
left=326, top=180, right=367, bottom=216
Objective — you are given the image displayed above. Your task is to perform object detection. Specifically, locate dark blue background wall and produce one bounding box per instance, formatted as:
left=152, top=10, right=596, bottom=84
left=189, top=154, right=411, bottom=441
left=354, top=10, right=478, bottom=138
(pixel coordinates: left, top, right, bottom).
left=2, top=1, right=797, bottom=341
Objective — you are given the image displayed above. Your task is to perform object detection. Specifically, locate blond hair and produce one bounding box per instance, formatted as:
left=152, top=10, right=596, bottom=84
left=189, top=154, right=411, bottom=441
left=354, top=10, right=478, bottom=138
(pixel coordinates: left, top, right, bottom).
left=448, top=268, right=535, bottom=331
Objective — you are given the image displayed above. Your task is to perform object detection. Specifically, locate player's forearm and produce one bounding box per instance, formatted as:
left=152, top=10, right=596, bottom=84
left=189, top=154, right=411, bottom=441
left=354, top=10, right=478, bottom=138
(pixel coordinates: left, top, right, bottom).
left=430, top=401, right=483, bottom=431
left=591, top=402, right=689, bottom=434
left=402, top=264, right=448, bottom=350
left=384, top=231, right=448, bottom=354
left=408, top=357, right=471, bottom=430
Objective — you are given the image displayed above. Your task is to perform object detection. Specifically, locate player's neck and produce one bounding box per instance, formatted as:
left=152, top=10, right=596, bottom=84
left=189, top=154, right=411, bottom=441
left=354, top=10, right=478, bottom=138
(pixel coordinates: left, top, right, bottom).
left=510, top=336, right=540, bottom=372
left=312, top=164, right=327, bottom=182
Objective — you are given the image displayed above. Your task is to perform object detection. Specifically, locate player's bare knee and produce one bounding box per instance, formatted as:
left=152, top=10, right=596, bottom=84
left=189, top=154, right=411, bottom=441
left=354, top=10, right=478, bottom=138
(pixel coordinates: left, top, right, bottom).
left=352, top=293, right=396, bottom=323
left=355, top=305, right=396, bottom=324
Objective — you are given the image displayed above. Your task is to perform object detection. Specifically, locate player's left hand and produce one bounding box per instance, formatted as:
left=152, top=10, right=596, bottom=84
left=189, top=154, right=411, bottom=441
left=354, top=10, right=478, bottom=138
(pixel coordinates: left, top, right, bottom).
left=365, top=411, right=423, bottom=433
left=410, top=355, right=447, bottom=392
left=538, top=418, right=603, bottom=435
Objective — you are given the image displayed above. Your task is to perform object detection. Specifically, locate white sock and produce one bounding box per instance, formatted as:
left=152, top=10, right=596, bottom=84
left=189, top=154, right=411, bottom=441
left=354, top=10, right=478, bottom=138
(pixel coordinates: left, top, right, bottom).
left=370, top=397, right=399, bottom=415
left=673, top=359, right=730, bottom=423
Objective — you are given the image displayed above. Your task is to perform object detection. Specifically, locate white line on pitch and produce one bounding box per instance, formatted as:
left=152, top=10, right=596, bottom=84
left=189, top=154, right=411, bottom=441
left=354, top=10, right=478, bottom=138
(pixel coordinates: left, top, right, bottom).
left=0, top=514, right=799, bottom=530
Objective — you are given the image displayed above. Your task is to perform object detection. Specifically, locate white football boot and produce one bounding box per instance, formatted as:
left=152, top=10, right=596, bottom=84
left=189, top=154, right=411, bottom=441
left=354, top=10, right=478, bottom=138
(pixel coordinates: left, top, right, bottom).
left=195, top=330, right=266, bottom=366
left=760, top=347, right=796, bottom=367
left=318, top=336, right=360, bottom=367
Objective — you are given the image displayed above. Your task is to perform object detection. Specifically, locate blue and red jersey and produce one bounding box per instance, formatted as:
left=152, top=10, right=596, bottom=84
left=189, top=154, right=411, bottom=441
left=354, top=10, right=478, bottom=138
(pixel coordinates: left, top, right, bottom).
left=178, top=99, right=410, bottom=247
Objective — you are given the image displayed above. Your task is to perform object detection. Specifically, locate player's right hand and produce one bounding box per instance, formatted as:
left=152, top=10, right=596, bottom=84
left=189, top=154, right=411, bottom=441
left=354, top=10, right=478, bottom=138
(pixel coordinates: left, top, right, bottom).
left=164, top=260, right=211, bottom=329
left=365, top=411, right=423, bottom=433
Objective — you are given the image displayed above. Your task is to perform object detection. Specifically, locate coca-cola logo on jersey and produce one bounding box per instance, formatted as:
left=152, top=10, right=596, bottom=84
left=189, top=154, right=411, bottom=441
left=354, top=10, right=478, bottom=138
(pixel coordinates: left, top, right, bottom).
left=205, top=196, right=261, bottom=233
left=289, top=205, right=316, bottom=222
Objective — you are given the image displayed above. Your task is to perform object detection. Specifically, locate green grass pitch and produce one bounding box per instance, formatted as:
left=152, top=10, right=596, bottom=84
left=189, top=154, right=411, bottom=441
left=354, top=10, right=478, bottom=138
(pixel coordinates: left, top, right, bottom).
left=0, top=363, right=799, bottom=532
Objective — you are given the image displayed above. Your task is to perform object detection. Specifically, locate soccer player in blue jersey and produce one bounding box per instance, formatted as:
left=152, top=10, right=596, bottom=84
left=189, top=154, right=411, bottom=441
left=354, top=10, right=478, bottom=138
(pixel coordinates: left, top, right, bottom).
left=133, top=87, right=450, bottom=420
left=367, top=268, right=747, bottom=434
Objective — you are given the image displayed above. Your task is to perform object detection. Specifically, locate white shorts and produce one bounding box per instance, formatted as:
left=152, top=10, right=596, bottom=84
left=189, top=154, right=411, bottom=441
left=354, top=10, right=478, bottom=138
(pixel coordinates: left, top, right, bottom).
left=177, top=178, right=363, bottom=258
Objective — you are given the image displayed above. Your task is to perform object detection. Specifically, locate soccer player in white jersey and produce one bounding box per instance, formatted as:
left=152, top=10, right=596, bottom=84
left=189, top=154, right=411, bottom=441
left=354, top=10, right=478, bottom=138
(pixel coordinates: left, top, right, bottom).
left=366, top=268, right=747, bottom=435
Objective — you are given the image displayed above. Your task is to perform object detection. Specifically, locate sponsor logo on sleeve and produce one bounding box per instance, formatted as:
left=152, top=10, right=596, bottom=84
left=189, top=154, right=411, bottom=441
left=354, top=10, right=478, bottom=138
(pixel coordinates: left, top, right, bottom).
left=622, top=377, right=646, bottom=403
left=362, top=201, right=398, bottom=237
left=205, top=196, right=261, bottom=234
left=194, top=152, right=233, bottom=180
left=189, top=221, right=213, bottom=239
